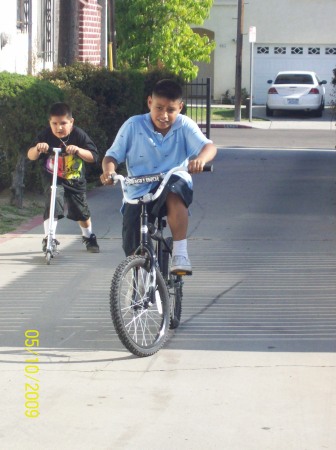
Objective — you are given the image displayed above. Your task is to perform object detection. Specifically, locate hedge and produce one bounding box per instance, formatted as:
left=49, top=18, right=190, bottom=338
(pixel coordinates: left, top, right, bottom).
left=0, top=64, right=186, bottom=198
left=39, top=64, right=185, bottom=146
left=0, top=72, right=63, bottom=194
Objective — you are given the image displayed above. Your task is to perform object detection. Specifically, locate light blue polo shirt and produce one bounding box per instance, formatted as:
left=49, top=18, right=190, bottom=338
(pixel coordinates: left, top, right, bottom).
left=105, top=113, right=212, bottom=198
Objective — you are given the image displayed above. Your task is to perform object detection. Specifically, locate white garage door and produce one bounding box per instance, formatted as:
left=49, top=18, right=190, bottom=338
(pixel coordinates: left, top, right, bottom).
left=253, top=44, right=336, bottom=105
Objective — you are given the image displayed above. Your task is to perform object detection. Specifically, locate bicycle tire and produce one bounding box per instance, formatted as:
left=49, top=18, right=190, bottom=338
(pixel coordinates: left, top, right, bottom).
left=110, top=255, right=170, bottom=357
left=162, top=237, right=183, bottom=330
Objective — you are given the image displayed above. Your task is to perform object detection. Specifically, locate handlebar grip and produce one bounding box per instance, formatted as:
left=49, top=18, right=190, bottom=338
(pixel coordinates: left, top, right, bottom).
left=203, top=163, right=214, bottom=172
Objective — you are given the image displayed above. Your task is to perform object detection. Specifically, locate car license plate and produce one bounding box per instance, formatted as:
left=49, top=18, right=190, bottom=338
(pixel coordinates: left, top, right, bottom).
left=287, top=98, right=299, bottom=105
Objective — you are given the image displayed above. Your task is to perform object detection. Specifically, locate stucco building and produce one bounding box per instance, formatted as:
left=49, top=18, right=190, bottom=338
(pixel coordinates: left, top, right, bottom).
left=198, top=0, right=336, bottom=104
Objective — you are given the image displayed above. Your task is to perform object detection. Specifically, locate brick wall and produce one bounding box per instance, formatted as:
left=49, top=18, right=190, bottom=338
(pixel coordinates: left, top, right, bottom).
left=78, top=0, right=102, bottom=65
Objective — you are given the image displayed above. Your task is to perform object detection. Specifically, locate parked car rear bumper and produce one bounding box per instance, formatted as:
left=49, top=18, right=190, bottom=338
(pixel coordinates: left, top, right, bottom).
left=267, top=96, right=322, bottom=111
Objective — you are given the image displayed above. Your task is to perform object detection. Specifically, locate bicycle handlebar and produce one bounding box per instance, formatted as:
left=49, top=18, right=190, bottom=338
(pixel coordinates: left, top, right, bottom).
left=112, top=163, right=214, bottom=205
left=202, top=163, right=214, bottom=172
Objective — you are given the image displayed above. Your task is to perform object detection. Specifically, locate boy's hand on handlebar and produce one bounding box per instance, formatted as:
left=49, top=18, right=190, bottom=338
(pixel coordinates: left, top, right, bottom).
left=36, top=143, right=49, bottom=154
left=65, top=145, right=79, bottom=156
left=100, top=172, right=116, bottom=186
left=188, top=158, right=206, bottom=174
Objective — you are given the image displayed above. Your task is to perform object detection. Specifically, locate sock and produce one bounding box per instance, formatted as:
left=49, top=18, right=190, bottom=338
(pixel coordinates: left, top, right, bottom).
left=44, top=219, right=58, bottom=238
left=172, top=239, right=188, bottom=259
left=80, top=225, right=92, bottom=238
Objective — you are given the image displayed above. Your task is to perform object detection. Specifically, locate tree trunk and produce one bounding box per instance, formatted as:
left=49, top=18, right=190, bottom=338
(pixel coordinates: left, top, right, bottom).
left=10, top=153, right=26, bottom=208
left=58, top=0, right=78, bottom=65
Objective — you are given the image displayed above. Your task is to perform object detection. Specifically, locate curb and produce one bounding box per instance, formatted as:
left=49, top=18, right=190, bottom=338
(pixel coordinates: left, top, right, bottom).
left=0, top=215, right=43, bottom=244
left=0, top=187, right=100, bottom=244
left=211, top=123, right=253, bottom=129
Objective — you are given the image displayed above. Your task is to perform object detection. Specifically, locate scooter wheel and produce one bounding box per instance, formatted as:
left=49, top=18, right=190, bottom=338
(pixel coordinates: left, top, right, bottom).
left=46, top=251, right=51, bottom=265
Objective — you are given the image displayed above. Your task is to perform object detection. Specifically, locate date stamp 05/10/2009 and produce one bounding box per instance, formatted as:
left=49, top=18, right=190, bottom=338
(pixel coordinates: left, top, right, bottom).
left=24, top=330, right=40, bottom=418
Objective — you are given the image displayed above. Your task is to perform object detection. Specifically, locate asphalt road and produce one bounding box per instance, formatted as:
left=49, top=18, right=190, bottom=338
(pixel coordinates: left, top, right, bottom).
left=1, top=131, right=336, bottom=449
left=212, top=128, right=336, bottom=150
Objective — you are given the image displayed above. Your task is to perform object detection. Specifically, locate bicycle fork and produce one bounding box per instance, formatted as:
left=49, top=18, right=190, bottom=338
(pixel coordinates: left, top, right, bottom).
left=137, top=203, right=162, bottom=313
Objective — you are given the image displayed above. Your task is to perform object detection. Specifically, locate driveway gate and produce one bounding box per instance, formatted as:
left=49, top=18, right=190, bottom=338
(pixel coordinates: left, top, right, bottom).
left=184, top=78, right=211, bottom=139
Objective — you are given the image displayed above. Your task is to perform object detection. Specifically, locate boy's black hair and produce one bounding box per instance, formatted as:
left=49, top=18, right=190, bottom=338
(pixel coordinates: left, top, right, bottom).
left=49, top=102, right=72, bottom=118
left=152, top=79, right=183, bottom=101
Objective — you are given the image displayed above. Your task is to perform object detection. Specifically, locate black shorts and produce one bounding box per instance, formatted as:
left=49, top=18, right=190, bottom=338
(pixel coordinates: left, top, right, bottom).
left=43, top=184, right=91, bottom=222
left=122, top=175, right=193, bottom=256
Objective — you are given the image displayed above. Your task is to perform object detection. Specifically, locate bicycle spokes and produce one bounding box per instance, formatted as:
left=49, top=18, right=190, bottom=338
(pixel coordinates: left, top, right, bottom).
left=110, top=256, right=170, bottom=356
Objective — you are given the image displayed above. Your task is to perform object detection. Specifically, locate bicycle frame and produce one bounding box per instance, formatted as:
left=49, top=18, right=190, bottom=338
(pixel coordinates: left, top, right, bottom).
left=112, top=163, right=213, bottom=268
left=108, top=163, right=213, bottom=355
left=112, top=166, right=188, bottom=303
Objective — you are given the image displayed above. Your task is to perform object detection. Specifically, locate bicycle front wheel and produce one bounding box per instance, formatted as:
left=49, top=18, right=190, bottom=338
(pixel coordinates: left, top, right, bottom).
left=110, top=255, right=170, bottom=357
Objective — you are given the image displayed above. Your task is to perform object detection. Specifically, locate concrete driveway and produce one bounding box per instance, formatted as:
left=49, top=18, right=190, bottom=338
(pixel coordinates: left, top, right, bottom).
left=0, top=132, right=336, bottom=449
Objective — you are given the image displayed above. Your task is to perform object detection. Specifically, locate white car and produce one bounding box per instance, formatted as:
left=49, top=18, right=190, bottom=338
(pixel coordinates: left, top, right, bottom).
left=266, top=71, right=327, bottom=117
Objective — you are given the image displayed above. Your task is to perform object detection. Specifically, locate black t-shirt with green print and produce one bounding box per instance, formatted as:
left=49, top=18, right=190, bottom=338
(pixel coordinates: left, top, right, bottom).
left=31, top=126, right=98, bottom=193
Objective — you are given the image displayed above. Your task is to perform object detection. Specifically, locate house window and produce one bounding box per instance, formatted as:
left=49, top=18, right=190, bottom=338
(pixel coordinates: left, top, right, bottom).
left=291, top=47, right=303, bottom=55
left=325, top=47, right=336, bottom=55
left=17, top=0, right=29, bottom=32
left=257, top=47, right=269, bottom=54
left=274, top=47, right=286, bottom=55
left=308, top=47, right=320, bottom=55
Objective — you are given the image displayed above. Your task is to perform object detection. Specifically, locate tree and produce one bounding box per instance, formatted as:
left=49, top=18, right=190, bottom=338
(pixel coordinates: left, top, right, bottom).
left=115, top=0, right=215, bottom=80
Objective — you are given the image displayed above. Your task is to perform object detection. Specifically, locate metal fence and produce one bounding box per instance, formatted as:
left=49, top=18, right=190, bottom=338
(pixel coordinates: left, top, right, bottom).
left=183, top=77, right=211, bottom=139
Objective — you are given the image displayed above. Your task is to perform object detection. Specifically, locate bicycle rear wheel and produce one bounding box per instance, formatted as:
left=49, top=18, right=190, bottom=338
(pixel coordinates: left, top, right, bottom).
left=162, top=237, right=183, bottom=329
left=110, top=255, right=170, bottom=357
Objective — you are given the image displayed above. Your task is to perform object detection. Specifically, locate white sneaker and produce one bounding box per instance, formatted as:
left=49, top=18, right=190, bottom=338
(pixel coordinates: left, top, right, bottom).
left=171, top=255, right=192, bottom=275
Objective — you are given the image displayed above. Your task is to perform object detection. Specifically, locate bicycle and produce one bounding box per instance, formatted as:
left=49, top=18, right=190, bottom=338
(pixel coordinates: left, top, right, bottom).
left=44, top=147, right=62, bottom=265
left=109, top=164, right=212, bottom=357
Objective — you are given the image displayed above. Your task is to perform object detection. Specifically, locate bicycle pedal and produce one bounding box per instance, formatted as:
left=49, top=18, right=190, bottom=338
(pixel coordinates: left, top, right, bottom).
left=171, top=270, right=192, bottom=276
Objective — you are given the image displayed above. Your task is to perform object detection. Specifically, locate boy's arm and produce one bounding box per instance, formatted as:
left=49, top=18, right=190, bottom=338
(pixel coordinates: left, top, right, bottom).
left=27, top=142, right=49, bottom=161
left=188, top=143, right=217, bottom=173
left=101, top=156, right=118, bottom=185
left=65, top=145, right=95, bottom=163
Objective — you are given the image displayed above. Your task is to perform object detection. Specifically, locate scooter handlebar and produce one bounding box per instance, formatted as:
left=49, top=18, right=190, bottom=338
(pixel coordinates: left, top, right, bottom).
left=47, top=147, right=65, bottom=155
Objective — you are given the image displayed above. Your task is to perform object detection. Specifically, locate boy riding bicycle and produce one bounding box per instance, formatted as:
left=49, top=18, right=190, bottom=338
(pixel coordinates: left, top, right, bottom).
left=101, top=79, right=217, bottom=274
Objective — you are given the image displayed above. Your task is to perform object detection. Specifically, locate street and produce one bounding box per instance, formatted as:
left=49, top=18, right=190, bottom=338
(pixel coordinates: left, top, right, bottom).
left=1, top=128, right=336, bottom=449
left=212, top=128, right=336, bottom=150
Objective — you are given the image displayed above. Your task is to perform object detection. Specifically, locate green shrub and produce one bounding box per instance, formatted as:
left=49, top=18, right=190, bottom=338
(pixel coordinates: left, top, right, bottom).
left=0, top=64, right=187, bottom=197
left=39, top=61, right=101, bottom=86
left=0, top=72, right=38, bottom=190
left=41, top=65, right=146, bottom=145
left=39, top=63, right=185, bottom=145
left=0, top=73, right=63, bottom=192
left=62, top=85, right=108, bottom=181
left=0, top=71, right=35, bottom=99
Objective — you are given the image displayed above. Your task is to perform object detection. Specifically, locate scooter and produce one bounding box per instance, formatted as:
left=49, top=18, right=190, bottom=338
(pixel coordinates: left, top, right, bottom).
left=45, top=147, right=62, bottom=265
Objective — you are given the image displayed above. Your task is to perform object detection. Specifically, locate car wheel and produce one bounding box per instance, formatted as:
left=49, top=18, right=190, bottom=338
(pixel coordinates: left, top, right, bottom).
left=266, top=105, right=273, bottom=117
left=314, top=100, right=324, bottom=118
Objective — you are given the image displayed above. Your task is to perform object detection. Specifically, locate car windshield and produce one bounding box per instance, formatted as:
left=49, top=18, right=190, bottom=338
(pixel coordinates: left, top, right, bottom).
left=274, top=74, right=314, bottom=85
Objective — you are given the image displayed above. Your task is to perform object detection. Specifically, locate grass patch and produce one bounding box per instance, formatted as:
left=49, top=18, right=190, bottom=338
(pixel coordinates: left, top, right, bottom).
left=186, top=106, right=243, bottom=121
left=186, top=106, right=265, bottom=121
left=0, top=198, right=44, bottom=234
